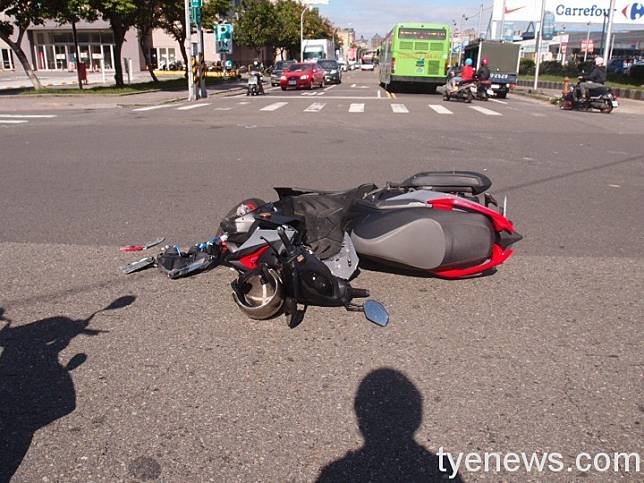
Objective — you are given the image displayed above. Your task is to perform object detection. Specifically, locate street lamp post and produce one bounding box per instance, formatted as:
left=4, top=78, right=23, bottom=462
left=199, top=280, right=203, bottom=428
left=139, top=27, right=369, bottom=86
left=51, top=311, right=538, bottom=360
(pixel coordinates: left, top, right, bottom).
left=300, top=6, right=309, bottom=62
left=603, top=0, right=616, bottom=61
left=532, top=0, right=546, bottom=90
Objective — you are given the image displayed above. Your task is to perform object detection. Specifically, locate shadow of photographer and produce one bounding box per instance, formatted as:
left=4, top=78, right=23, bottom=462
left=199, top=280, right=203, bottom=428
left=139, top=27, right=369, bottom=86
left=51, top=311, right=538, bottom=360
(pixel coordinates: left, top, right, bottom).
left=317, top=368, right=463, bottom=482
left=0, top=296, right=134, bottom=482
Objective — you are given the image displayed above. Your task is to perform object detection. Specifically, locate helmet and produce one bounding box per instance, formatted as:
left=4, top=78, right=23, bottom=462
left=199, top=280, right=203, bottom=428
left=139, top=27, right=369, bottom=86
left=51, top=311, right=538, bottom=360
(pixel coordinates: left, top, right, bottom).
left=232, top=268, right=284, bottom=320
left=481, top=57, right=489, bottom=66
left=595, top=56, right=605, bottom=66
left=465, top=58, right=473, bottom=66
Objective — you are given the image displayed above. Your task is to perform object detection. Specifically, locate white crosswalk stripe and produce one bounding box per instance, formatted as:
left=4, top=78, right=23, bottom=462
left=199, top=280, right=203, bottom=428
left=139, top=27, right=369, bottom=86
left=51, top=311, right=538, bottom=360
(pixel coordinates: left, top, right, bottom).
left=0, top=120, right=28, bottom=124
left=391, top=103, right=409, bottom=113
left=489, top=99, right=508, bottom=105
left=260, top=102, right=288, bottom=111
left=428, top=104, right=453, bottom=114
left=349, top=103, right=365, bottom=113
left=132, top=104, right=173, bottom=112
left=469, top=105, right=502, bottom=116
left=304, top=102, right=326, bottom=112
left=176, top=103, right=210, bottom=110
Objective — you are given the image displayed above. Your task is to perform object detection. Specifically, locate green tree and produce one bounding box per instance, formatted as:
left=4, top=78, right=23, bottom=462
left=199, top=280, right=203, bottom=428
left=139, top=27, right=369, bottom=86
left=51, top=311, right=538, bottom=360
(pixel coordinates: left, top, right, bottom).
left=91, top=0, right=138, bottom=87
left=273, top=0, right=300, bottom=60
left=0, top=0, right=52, bottom=88
left=203, top=0, right=233, bottom=25
left=132, top=0, right=163, bottom=82
left=51, top=0, right=97, bottom=89
left=234, top=0, right=276, bottom=63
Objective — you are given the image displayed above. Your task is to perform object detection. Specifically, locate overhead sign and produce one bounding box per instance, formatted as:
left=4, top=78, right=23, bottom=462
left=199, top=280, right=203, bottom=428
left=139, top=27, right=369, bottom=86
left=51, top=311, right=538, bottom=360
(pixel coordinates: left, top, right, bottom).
left=492, top=0, right=644, bottom=24
left=542, top=11, right=555, bottom=40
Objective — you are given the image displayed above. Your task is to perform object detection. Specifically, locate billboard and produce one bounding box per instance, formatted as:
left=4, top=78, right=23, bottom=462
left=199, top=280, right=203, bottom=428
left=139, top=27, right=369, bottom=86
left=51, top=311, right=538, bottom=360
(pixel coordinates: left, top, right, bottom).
left=492, top=0, right=644, bottom=25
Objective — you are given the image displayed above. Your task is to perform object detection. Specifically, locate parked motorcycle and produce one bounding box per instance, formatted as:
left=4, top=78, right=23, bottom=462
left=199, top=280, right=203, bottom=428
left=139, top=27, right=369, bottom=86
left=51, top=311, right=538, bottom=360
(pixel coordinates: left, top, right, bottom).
left=561, top=78, right=618, bottom=113
left=247, top=71, right=265, bottom=96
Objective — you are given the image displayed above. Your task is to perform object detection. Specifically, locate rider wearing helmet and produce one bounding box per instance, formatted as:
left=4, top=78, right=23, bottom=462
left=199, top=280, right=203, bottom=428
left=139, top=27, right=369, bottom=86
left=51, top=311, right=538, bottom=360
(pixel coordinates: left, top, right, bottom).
left=476, top=57, right=491, bottom=96
left=577, top=56, right=607, bottom=100
left=461, top=58, right=475, bottom=82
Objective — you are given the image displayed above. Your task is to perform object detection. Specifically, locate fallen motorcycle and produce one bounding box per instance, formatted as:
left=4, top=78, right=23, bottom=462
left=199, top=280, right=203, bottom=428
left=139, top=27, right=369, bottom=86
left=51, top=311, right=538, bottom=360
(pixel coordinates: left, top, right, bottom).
left=560, top=78, right=617, bottom=113
left=121, top=171, right=521, bottom=328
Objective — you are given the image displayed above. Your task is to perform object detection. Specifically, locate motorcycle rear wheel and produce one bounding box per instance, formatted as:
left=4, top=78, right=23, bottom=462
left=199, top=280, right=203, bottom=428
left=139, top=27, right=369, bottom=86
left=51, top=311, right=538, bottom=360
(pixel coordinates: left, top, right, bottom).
left=600, top=101, right=613, bottom=114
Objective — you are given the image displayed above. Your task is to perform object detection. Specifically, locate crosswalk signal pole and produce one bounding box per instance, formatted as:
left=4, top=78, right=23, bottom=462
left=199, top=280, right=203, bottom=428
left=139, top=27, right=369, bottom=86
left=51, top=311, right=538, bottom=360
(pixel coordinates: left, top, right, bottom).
left=184, top=0, right=195, bottom=101
left=197, top=15, right=207, bottom=98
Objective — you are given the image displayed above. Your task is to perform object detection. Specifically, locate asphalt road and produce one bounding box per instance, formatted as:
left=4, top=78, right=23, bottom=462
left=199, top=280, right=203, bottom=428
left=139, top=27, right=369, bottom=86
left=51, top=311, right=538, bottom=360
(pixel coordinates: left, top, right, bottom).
left=1, top=70, right=642, bottom=482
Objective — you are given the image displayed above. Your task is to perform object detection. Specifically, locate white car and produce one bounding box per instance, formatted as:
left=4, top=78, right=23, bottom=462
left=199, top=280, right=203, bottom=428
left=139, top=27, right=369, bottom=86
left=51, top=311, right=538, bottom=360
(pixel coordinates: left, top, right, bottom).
left=361, top=62, right=375, bottom=71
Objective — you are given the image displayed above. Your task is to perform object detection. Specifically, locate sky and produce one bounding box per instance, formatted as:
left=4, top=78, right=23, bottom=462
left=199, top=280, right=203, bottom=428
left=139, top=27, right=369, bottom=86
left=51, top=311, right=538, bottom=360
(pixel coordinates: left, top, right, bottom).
left=314, top=0, right=640, bottom=39
left=316, top=0, right=490, bottom=38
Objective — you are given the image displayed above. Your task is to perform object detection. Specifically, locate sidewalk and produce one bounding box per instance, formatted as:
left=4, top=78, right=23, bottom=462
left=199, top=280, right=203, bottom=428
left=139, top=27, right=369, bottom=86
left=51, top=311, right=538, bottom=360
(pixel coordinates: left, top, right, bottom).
left=0, top=70, right=183, bottom=90
left=0, top=79, right=248, bottom=112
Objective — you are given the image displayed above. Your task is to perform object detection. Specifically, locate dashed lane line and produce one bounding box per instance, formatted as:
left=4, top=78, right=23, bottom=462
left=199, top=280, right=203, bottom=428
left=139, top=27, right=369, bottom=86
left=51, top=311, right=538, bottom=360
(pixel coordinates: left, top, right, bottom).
left=176, top=103, right=210, bottom=110
left=428, top=104, right=453, bottom=114
left=132, top=104, right=174, bottom=112
left=0, top=114, right=58, bottom=118
left=0, top=120, right=28, bottom=124
left=469, top=105, right=502, bottom=116
left=349, top=103, right=365, bottom=113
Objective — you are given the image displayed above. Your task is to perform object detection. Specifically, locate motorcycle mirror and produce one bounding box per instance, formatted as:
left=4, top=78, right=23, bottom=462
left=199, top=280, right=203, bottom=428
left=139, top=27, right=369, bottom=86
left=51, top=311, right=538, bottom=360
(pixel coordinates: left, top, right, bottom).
left=364, top=300, right=389, bottom=327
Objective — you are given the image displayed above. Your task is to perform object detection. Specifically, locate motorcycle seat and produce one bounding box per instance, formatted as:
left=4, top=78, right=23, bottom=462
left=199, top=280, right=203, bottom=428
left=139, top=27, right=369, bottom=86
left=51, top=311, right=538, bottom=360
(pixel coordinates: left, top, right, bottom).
left=350, top=208, right=494, bottom=271
left=400, top=171, right=492, bottom=195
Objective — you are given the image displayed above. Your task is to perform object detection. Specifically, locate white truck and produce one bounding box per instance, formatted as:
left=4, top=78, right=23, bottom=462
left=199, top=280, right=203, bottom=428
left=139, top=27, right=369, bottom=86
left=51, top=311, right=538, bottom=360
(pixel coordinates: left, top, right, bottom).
left=302, top=39, right=336, bottom=62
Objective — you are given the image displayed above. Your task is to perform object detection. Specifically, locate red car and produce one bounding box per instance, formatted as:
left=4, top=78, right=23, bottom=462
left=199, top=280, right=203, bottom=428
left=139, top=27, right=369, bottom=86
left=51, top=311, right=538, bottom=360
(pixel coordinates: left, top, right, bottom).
left=280, top=63, right=325, bottom=90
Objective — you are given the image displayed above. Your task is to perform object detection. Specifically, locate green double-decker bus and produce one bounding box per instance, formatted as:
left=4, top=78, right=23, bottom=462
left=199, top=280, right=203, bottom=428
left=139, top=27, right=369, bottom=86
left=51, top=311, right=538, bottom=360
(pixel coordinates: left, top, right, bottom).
left=379, top=23, right=451, bottom=91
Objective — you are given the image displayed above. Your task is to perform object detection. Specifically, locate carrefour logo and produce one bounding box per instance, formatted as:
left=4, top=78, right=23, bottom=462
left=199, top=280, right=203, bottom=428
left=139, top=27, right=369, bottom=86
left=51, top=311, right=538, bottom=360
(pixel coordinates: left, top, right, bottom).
left=622, top=2, right=644, bottom=20
left=555, top=4, right=610, bottom=17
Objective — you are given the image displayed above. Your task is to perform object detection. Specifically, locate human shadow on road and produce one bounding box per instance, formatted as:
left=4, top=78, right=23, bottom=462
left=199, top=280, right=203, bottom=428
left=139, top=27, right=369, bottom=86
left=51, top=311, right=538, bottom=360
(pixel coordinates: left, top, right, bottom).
left=317, top=368, right=463, bottom=482
left=0, top=296, right=135, bottom=482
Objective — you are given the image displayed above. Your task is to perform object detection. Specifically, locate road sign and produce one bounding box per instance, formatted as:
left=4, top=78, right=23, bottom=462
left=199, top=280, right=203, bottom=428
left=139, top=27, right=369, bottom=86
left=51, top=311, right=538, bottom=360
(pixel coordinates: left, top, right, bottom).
left=581, top=39, right=594, bottom=53
left=542, top=12, right=555, bottom=40
left=191, top=0, right=202, bottom=7
left=215, top=23, right=233, bottom=54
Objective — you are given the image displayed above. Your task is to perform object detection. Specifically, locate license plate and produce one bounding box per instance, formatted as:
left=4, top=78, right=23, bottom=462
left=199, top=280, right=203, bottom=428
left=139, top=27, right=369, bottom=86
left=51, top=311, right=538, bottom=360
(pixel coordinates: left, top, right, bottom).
left=491, top=84, right=500, bottom=89
left=288, top=80, right=296, bottom=85
left=612, top=100, right=618, bottom=107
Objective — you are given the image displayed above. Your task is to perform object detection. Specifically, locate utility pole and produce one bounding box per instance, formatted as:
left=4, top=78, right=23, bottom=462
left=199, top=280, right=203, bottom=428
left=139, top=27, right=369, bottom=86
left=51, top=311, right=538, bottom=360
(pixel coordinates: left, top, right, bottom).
left=184, top=0, right=195, bottom=101
left=583, top=21, right=591, bottom=62
left=603, top=0, right=616, bottom=61
left=477, top=3, right=484, bottom=39
left=533, top=0, right=546, bottom=90
left=500, top=0, right=506, bottom=40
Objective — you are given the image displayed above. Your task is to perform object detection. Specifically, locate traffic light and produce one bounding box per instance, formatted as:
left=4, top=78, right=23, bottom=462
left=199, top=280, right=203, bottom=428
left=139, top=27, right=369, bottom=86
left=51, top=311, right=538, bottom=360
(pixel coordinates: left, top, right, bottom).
left=215, top=23, right=233, bottom=54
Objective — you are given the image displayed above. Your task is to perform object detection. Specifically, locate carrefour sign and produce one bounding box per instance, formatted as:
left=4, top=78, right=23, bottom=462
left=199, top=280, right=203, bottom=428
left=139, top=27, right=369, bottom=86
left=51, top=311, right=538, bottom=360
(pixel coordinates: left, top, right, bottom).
left=492, top=0, right=644, bottom=24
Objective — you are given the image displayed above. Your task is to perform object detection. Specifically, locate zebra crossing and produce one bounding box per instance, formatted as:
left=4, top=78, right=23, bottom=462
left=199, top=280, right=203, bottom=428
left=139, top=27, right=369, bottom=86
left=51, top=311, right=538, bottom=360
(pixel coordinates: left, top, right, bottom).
left=0, top=113, right=58, bottom=125
left=131, top=101, right=507, bottom=117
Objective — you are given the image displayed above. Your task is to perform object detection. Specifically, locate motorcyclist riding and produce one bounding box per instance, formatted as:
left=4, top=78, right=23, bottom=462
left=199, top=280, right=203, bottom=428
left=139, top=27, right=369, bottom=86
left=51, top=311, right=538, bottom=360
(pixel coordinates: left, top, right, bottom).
left=461, top=58, right=475, bottom=82
left=476, top=57, right=491, bottom=96
left=576, top=56, right=607, bottom=100
left=249, top=60, right=265, bottom=95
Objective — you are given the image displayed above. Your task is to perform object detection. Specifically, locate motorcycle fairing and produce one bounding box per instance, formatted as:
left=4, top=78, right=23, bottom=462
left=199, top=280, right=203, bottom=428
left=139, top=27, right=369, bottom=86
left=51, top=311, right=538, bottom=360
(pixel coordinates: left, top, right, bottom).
left=400, top=171, right=492, bottom=195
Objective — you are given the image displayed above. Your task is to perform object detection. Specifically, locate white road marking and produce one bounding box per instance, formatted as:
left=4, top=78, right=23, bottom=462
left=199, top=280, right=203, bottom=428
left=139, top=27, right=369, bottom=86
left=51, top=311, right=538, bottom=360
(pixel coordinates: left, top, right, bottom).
left=260, top=102, right=288, bottom=111
left=349, top=103, right=365, bottom=113
left=351, top=83, right=356, bottom=88
left=489, top=99, right=508, bottom=105
left=0, top=114, right=57, bottom=118
left=391, top=103, right=409, bottom=113
left=324, top=84, right=337, bottom=91
left=304, top=102, right=326, bottom=112
left=428, top=104, right=453, bottom=114
left=213, top=107, right=232, bottom=111
left=469, top=105, right=502, bottom=116
left=301, top=91, right=325, bottom=96
left=238, top=101, right=250, bottom=105
left=377, top=90, right=382, bottom=98
left=0, top=120, right=28, bottom=124
left=532, top=113, right=546, bottom=117
left=176, top=103, right=210, bottom=110
left=132, top=104, right=173, bottom=112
